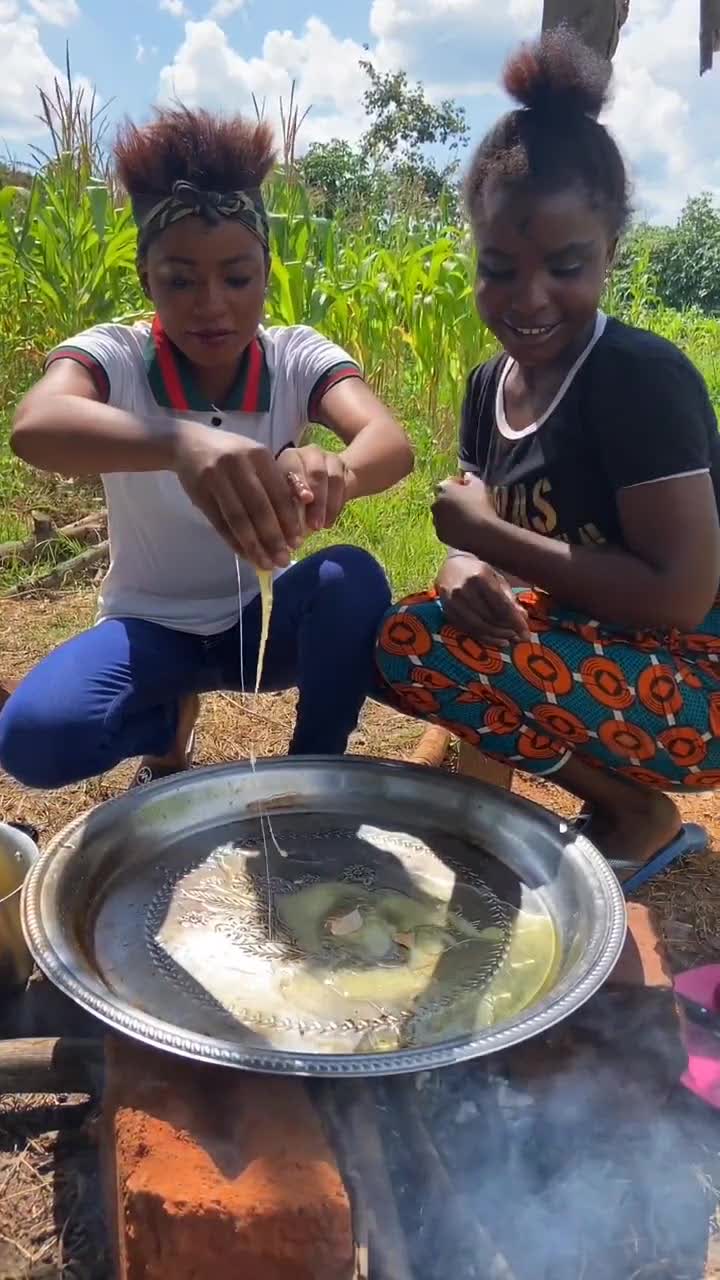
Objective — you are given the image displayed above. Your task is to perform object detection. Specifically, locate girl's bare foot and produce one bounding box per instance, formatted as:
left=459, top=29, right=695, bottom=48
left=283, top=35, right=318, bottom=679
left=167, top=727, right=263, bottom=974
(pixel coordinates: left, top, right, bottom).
left=553, top=754, right=681, bottom=877
left=583, top=788, right=681, bottom=874
left=134, top=693, right=200, bottom=784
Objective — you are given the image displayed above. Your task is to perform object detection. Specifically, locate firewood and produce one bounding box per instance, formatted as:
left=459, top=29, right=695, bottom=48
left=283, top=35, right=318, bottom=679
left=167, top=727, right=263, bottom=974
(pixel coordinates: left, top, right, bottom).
left=0, top=509, right=107, bottom=566
left=391, top=1080, right=519, bottom=1280
left=314, top=1081, right=414, bottom=1280
left=0, top=1036, right=104, bottom=1094
left=4, top=540, right=108, bottom=596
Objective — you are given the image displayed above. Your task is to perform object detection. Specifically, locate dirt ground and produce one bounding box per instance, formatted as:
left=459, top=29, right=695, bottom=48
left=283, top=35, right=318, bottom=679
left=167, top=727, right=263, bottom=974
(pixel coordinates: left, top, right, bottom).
left=0, top=591, right=719, bottom=1277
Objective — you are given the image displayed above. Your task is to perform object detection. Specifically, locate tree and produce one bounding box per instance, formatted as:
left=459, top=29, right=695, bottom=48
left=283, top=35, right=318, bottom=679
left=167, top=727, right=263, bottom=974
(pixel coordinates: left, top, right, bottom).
left=359, top=60, right=469, bottom=193
left=0, top=162, right=32, bottom=190
left=297, top=141, right=377, bottom=219
left=299, top=61, right=469, bottom=220
left=648, top=195, right=720, bottom=315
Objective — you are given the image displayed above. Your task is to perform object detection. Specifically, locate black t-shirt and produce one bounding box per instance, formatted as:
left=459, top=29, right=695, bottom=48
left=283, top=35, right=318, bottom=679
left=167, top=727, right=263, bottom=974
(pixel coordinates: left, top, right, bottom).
left=459, top=314, right=720, bottom=551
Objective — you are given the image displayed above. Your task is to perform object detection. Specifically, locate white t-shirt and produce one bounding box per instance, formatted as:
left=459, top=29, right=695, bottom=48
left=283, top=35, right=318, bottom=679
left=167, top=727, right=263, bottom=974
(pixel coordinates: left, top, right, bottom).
left=47, top=321, right=361, bottom=635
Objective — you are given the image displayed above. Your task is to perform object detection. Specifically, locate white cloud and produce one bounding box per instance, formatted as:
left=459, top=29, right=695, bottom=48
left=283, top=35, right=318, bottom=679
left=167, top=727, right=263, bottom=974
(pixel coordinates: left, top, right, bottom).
left=0, top=11, right=72, bottom=140
left=369, top=0, right=718, bottom=224
left=154, top=0, right=716, bottom=223
left=135, top=35, right=146, bottom=63
left=606, top=0, right=720, bottom=220
left=207, top=0, right=245, bottom=19
left=28, top=0, right=79, bottom=24
left=159, top=0, right=188, bottom=17
left=158, top=18, right=370, bottom=148
left=0, top=1, right=19, bottom=18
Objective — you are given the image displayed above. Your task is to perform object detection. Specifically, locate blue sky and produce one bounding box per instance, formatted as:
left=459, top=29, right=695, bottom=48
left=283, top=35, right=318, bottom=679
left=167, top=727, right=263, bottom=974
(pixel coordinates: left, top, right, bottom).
left=1, top=0, right=718, bottom=223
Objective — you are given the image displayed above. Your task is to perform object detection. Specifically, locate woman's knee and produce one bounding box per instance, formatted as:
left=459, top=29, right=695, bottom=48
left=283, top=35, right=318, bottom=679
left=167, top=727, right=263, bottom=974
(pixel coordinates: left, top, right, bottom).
left=0, top=684, right=105, bottom=788
left=318, top=545, right=391, bottom=615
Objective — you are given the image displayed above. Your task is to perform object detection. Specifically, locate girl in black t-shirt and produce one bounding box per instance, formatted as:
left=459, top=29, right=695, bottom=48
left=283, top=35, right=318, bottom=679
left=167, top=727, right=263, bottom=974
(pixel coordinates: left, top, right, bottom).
left=376, top=29, right=720, bottom=894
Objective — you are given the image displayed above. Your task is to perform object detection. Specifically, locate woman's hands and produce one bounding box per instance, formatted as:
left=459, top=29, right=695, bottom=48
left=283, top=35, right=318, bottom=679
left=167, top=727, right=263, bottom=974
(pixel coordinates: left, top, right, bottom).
left=173, top=424, right=305, bottom=570
left=432, top=473, right=497, bottom=555
left=277, top=444, right=352, bottom=532
left=433, top=475, right=529, bottom=646
left=172, top=426, right=352, bottom=569
left=436, top=553, right=530, bottom=648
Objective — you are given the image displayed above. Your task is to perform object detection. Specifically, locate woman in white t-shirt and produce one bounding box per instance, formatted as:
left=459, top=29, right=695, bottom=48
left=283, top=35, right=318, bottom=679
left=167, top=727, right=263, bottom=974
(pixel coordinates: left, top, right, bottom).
left=0, top=108, right=412, bottom=788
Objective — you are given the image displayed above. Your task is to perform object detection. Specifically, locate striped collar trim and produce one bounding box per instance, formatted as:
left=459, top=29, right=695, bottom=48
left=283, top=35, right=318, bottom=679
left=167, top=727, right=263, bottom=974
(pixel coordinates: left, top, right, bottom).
left=143, top=315, right=271, bottom=412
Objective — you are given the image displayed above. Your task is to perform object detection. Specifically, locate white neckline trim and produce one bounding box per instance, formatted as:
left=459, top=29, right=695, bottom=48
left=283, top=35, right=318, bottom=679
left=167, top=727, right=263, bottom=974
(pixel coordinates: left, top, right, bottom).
left=495, top=311, right=607, bottom=441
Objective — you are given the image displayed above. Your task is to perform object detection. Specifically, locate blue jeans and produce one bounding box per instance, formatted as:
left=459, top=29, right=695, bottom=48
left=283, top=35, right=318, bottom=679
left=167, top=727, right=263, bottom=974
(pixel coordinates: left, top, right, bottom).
left=0, top=545, right=390, bottom=789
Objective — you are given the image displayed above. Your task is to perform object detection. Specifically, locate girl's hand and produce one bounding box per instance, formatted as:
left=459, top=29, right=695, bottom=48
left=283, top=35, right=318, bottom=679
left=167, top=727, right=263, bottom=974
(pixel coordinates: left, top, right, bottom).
left=436, top=553, right=531, bottom=648
left=172, top=423, right=304, bottom=569
left=432, top=474, right=497, bottom=554
left=277, top=444, right=351, bottom=531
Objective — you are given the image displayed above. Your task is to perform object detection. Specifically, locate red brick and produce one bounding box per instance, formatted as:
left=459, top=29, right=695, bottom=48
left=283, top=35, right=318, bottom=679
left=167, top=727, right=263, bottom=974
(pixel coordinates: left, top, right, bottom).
left=103, top=1037, right=353, bottom=1280
left=609, top=902, right=672, bottom=990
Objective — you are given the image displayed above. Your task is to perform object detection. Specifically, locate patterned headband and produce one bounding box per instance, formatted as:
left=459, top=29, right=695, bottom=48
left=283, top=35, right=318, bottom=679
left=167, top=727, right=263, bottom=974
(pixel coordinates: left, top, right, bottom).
left=133, top=179, right=269, bottom=254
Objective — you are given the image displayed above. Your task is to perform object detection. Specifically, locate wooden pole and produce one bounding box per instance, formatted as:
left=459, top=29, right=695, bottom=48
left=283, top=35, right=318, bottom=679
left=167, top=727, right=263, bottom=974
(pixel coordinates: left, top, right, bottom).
left=541, top=0, right=629, bottom=59
left=0, top=1036, right=104, bottom=1094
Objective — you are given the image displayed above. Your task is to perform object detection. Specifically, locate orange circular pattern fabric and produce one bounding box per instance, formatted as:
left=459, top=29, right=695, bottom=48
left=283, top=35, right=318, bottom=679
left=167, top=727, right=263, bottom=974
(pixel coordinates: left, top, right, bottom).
left=394, top=684, right=440, bottom=716
left=598, top=720, right=656, bottom=761
left=375, top=595, right=720, bottom=790
left=636, top=664, right=683, bottom=718
left=580, top=657, right=634, bottom=710
left=482, top=690, right=524, bottom=735
left=620, top=766, right=675, bottom=788
left=513, top=643, right=573, bottom=695
left=658, top=726, right=707, bottom=768
left=676, top=661, right=703, bottom=691
left=380, top=612, right=433, bottom=658
left=410, top=666, right=456, bottom=690
left=440, top=626, right=504, bottom=675
left=685, top=634, right=720, bottom=656
left=683, top=769, right=720, bottom=789
left=517, top=729, right=565, bottom=761
left=532, top=705, right=591, bottom=746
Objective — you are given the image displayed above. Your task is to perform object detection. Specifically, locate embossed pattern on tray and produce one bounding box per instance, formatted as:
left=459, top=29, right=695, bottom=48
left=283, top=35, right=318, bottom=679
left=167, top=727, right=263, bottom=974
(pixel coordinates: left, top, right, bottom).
left=21, top=758, right=627, bottom=1076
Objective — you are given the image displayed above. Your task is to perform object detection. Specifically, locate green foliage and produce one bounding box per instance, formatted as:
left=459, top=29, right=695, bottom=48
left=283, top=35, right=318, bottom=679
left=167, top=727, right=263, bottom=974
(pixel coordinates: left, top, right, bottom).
left=359, top=60, right=469, bottom=189
left=615, top=195, right=720, bottom=317
left=299, top=59, right=469, bottom=221
left=297, top=141, right=378, bottom=219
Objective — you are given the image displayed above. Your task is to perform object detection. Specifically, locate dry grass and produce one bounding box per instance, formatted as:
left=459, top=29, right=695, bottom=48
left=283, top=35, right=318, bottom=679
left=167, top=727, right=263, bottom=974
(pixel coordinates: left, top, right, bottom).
left=0, top=1094, right=107, bottom=1279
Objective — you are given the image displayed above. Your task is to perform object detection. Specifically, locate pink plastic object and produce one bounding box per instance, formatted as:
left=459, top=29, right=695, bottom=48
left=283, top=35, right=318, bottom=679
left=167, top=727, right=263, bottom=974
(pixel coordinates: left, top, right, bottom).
left=674, top=965, right=720, bottom=1109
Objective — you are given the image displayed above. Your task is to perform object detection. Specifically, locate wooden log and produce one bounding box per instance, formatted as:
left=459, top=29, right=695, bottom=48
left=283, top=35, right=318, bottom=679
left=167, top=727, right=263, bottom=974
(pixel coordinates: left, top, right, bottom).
left=31, top=511, right=57, bottom=547
left=541, top=0, right=629, bottom=59
left=5, top=540, right=109, bottom=596
left=0, top=509, right=107, bottom=566
left=408, top=726, right=450, bottom=769
left=701, top=0, right=720, bottom=73
left=0, top=1036, right=104, bottom=1094
left=457, top=740, right=514, bottom=790
left=390, top=1080, right=519, bottom=1280
left=314, top=1081, right=414, bottom=1280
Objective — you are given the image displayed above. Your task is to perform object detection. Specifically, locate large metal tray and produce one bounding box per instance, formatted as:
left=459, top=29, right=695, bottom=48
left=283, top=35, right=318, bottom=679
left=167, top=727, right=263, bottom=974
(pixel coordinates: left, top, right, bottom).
left=22, top=757, right=626, bottom=1076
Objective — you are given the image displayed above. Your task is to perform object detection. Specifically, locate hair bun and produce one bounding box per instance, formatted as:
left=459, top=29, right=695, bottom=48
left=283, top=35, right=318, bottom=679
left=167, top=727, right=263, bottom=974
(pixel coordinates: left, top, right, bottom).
left=503, top=26, right=611, bottom=122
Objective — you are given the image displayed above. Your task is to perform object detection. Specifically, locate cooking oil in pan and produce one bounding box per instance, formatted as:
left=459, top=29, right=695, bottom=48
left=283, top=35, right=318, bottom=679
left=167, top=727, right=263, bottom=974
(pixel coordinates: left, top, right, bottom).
left=147, top=834, right=560, bottom=1054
